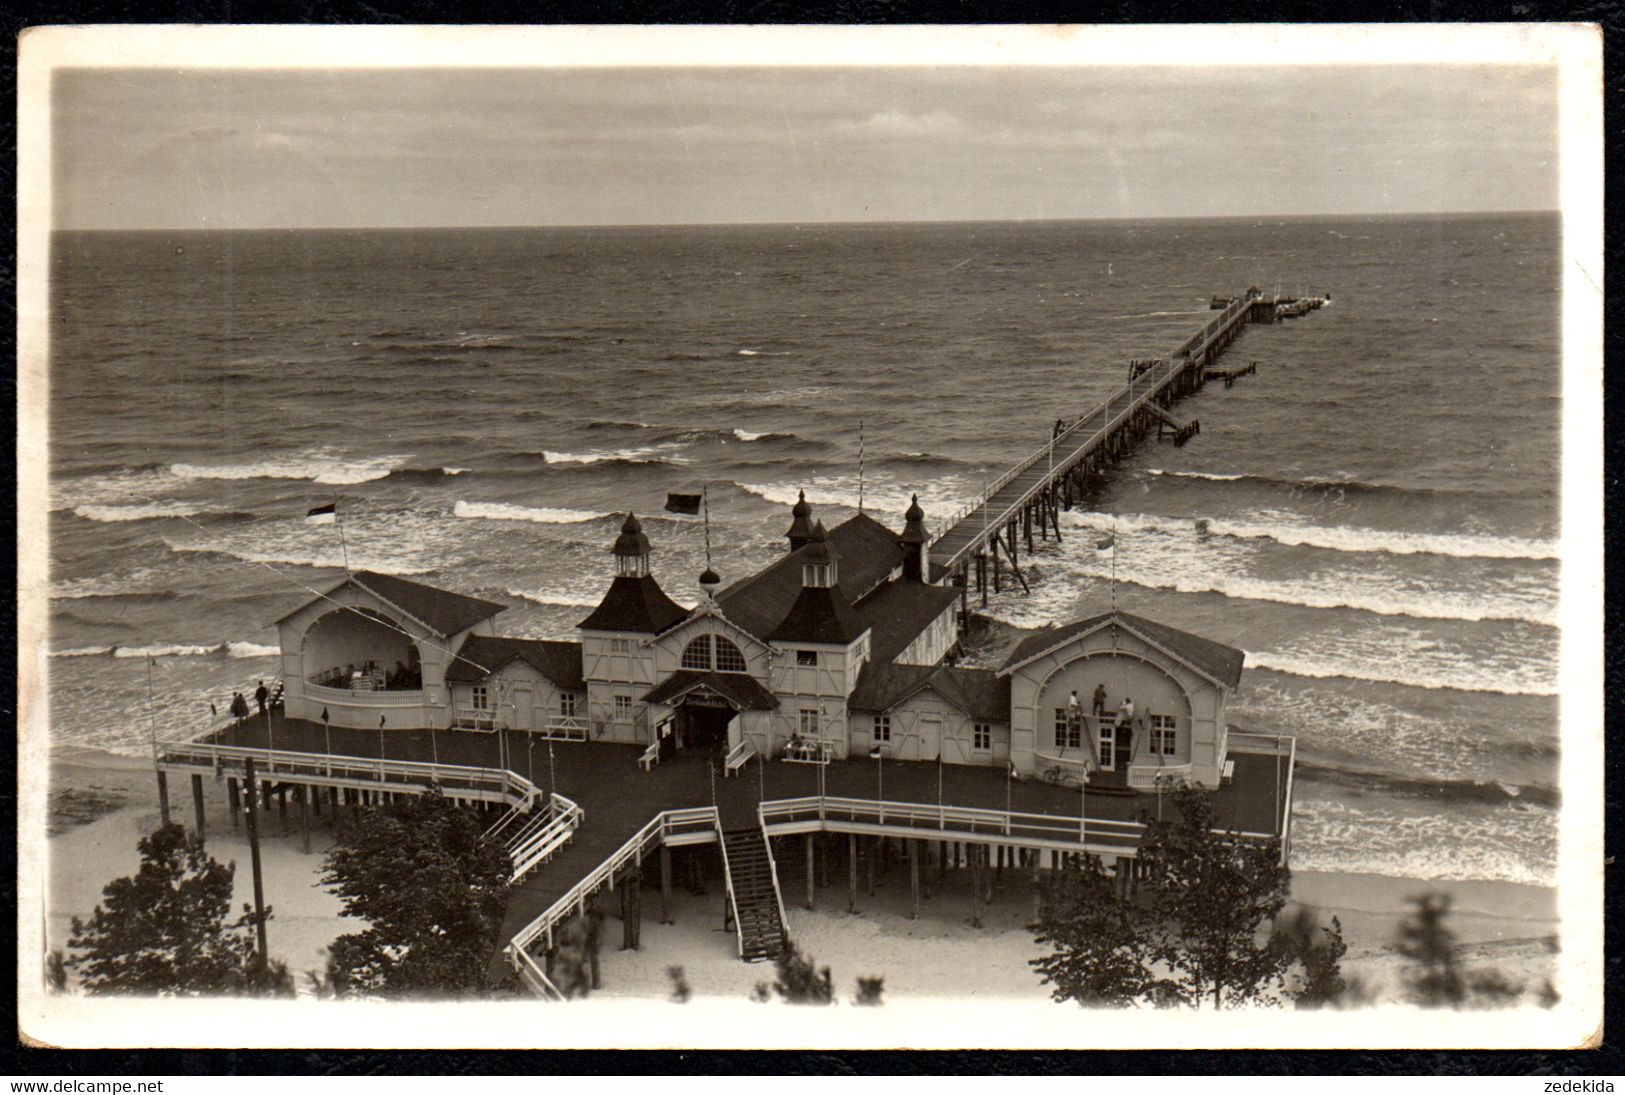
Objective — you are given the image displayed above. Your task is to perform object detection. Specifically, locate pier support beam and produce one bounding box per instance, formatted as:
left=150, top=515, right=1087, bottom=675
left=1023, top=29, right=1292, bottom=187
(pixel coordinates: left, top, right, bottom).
left=805, top=833, right=816, bottom=910
left=660, top=845, right=673, bottom=925
left=299, top=786, right=311, bottom=854
left=848, top=833, right=859, bottom=913
left=226, top=776, right=240, bottom=831
left=909, top=839, right=921, bottom=919
left=190, top=773, right=205, bottom=841
left=156, top=770, right=171, bottom=829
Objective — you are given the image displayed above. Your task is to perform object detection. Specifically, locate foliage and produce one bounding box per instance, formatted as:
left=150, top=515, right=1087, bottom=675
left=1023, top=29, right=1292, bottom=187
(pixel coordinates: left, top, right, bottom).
left=1271, top=907, right=1347, bottom=1009
left=1138, top=786, right=1293, bottom=1009
left=1030, top=786, right=1294, bottom=1009
left=45, top=950, right=67, bottom=994
left=752, top=942, right=834, bottom=1004
left=1397, top=892, right=1529, bottom=1009
left=320, top=789, right=512, bottom=998
left=1030, top=853, right=1169, bottom=1007
left=853, top=976, right=885, bottom=1006
left=66, top=823, right=281, bottom=996
left=667, top=965, right=692, bottom=1004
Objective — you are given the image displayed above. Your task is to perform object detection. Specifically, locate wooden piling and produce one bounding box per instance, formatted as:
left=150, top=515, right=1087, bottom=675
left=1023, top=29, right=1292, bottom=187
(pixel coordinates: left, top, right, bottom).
left=866, top=835, right=877, bottom=897
left=660, top=845, right=673, bottom=925
left=848, top=833, right=859, bottom=913
left=909, top=840, right=921, bottom=919
left=226, top=776, right=240, bottom=831
left=299, top=786, right=311, bottom=854
left=805, top=833, right=816, bottom=910
left=156, top=770, right=171, bottom=829
left=190, top=773, right=206, bottom=841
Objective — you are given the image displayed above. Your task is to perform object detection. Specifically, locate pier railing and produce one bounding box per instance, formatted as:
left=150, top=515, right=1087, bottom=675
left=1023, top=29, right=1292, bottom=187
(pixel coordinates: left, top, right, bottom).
left=505, top=806, right=719, bottom=981
left=758, top=795, right=1146, bottom=853
left=156, top=739, right=541, bottom=807
left=508, top=794, right=584, bottom=882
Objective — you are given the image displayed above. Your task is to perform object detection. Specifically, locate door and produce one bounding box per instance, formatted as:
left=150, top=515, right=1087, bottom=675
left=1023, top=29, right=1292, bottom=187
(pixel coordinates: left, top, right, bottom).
left=510, top=685, right=534, bottom=730
left=917, top=715, right=942, bottom=763
left=1097, top=723, right=1117, bottom=771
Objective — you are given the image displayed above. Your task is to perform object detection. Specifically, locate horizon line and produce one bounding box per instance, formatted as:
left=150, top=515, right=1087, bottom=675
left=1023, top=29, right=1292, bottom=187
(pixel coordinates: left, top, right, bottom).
left=53, top=208, right=1560, bottom=233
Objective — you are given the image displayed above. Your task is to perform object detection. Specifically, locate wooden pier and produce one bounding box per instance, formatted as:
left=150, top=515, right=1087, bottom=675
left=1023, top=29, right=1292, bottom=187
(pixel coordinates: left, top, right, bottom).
left=930, top=289, right=1321, bottom=605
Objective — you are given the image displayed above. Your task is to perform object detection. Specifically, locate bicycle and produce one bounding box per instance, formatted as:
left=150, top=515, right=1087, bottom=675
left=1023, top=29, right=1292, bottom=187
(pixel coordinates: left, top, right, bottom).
left=1041, top=765, right=1081, bottom=790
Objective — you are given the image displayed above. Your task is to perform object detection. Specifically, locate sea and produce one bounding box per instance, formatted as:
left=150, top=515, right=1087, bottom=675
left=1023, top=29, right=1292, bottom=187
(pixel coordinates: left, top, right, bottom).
left=44, top=213, right=1562, bottom=888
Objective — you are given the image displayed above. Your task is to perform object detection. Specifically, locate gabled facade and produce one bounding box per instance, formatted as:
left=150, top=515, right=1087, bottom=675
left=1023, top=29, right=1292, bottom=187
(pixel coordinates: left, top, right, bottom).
left=262, top=496, right=1247, bottom=793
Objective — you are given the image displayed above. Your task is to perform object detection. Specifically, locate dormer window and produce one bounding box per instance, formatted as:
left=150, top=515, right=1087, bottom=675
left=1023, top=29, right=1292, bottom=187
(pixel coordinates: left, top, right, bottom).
left=803, top=562, right=833, bottom=588
left=617, top=553, right=648, bottom=577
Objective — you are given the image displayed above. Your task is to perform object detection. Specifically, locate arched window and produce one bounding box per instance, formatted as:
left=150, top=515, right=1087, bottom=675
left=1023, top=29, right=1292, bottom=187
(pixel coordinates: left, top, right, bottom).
left=679, top=633, right=748, bottom=673
left=680, top=635, right=713, bottom=670
left=713, top=637, right=747, bottom=673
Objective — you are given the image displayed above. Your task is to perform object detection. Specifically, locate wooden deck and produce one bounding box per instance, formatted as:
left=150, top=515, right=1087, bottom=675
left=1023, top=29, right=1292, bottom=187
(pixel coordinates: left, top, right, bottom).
left=180, top=713, right=1292, bottom=982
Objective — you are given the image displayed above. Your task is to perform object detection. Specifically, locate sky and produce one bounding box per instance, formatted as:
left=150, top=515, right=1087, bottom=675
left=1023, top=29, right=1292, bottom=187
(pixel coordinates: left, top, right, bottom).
left=51, top=64, right=1559, bottom=229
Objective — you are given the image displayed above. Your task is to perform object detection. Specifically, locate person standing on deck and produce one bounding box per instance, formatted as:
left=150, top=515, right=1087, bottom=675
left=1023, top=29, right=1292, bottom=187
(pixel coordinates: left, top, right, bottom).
left=230, top=691, right=249, bottom=727
left=1067, top=690, right=1082, bottom=736
left=254, top=680, right=268, bottom=716
left=1091, top=683, right=1107, bottom=719
left=1116, top=696, right=1136, bottom=759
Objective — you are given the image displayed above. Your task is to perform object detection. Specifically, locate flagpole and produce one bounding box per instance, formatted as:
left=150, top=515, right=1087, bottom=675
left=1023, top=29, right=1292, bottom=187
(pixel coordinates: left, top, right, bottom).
left=145, top=657, right=161, bottom=773
left=333, top=495, right=352, bottom=574
left=857, top=420, right=864, bottom=513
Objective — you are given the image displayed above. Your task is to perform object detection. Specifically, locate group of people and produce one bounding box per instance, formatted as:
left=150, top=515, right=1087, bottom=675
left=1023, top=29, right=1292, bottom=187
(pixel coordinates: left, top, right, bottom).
left=225, top=680, right=273, bottom=725
left=782, top=732, right=827, bottom=762
left=1068, top=684, right=1136, bottom=732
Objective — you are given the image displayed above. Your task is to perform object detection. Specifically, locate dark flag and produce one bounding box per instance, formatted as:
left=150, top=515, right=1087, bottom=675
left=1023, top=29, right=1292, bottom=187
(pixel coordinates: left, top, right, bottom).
left=665, top=491, right=702, bottom=516
left=321, top=707, right=330, bottom=724
left=306, top=502, right=337, bottom=525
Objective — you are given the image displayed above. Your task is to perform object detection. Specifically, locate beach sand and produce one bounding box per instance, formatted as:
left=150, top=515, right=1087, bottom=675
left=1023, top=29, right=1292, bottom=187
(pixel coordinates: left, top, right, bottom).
left=40, top=750, right=1559, bottom=1006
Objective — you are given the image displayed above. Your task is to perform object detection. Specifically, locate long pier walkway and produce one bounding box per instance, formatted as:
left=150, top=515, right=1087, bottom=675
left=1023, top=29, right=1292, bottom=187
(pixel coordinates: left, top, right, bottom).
left=930, top=289, right=1322, bottom=603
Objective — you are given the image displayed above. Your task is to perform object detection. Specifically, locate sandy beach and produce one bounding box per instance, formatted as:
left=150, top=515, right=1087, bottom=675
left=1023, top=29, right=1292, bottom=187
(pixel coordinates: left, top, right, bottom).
left=40, top=750, right=1559, bottom=1006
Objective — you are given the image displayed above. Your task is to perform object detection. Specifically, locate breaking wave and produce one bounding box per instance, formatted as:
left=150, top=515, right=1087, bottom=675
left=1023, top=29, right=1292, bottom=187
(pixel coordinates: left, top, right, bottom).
left=454, top=500, right=606, bottom=525
left=1068, top=510, right=1557, bottom=561
left=1244, top=647, right=1556, bottom=697
left=70, top=501, right=217, bottom=523
left=170, top=451, right=407, bottom=485
left=54, top=639, right=279, bottom=659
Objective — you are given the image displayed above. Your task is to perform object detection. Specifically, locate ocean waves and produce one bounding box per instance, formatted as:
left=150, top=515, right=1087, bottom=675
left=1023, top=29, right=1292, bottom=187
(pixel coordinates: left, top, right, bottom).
left=171, top=450, right=408, bottom=485
left=1069, top=509, right=1556, bottom=561
left=454, top=500, right=606, bottom=525
left=52, top=640, right=279, bottom=659
left=70, top=501, right=226, bottom=524
left=1245, top=646, right=1555, bottom=697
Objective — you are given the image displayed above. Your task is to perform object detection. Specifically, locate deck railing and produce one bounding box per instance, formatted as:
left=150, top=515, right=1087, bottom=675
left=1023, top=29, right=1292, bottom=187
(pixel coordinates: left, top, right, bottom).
left=759, top=795, right=1146, bottom=852
left=756, top=803, right=791, bottom=945
left=506, top=806, right=720, bottom=974
left=508, top=793, right=584, bottom=883
left=156, top=740, right=541, bottom=807
left=715, top=819, right=745, bottom=961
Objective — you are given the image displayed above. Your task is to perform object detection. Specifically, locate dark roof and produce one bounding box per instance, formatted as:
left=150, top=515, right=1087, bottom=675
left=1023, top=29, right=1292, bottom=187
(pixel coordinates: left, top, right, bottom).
left=444, top=636, right=584, bottom=690
left=276, top=571, right=505, bottom=636
left=998, top=610, right=1245, bottom=689
left=768, top=584, right=867, bottom=645
left=577, top=574, right=689, bottom=634
left=716, top=512, right=904, bottom=639
left=643, top=669, right=779, bottom=711
left=853, top=579, right=961, bottom=664
left=611, top=513, right=651, bottom=558
left=848, top=662, right=1010, bottom=722
left=900, top=494, right=929, bottom=546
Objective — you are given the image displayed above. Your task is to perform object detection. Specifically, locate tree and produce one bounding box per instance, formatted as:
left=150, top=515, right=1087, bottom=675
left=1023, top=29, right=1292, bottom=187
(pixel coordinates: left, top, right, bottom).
left=1138, top=786, right=1293, bottom=1009
left=852, top=976, right=885, bottom=1006
left=1030, top=853, right=1169, bottom=1007
left=752, top=942, right=834, bottom=1004
left=1271, top=906, right=1347, bottom=1009
left=66, top=823, right=283, bottom=996
left=320, top=788, right=511, bottom=998
left=1397, top=892, right=1527, bottom=1009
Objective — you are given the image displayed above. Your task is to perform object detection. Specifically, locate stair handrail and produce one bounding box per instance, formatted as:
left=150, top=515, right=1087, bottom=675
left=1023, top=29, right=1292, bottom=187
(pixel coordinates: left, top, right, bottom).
left=723, top=736, right=756, bottom=774
left=756, top=804, right=790, bottom=951
left=506, top=805, right=722, bottom=974
left=715, top=822, right=745, bottom=960
left=508, top=793, right=584, bottom=883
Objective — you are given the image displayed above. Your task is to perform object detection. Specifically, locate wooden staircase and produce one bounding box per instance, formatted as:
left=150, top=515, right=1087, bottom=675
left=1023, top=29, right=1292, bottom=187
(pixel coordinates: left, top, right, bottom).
left=720, top=826, right=787, bottom=962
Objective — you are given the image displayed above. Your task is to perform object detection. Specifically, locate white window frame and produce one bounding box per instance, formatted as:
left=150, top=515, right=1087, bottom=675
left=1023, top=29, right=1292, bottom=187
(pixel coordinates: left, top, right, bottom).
left=799, top=707, right=819, bottom=736
left=873, top=715, right=891, bottom=743
left=1097, top=723, right=1118, bottom=771
left=1150, top=714, right=1178, bottom=756
left=713, top=637, right=747, bottom=673
left=471, top=684, right=489, bottom=710
left=973, top=722, right=992, bottom=751
left=681, top=635, right=713, bottom=670
left=796, top=649, right=818, bottom=668
left=609, top=638, right=633, bottom=654
left=1053, top=708, right=1081, bottom=750
left=613, top=694, right=633, bottom=721
left=559, top=692, right=579, bottom=718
